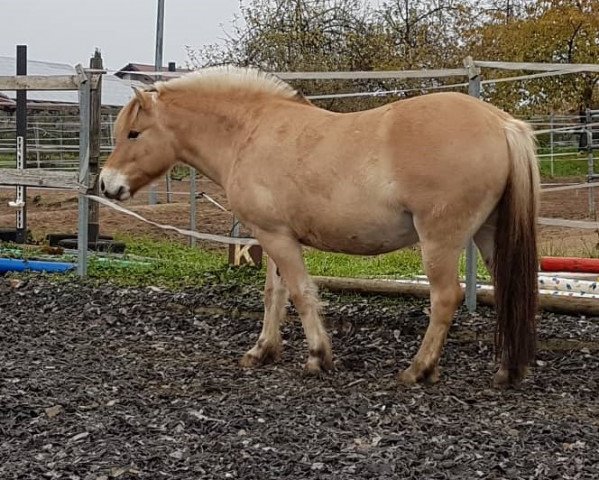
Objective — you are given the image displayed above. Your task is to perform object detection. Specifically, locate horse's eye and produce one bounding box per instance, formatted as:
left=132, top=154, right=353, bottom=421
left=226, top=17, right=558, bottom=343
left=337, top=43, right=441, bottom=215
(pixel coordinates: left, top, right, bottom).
left=128, top=130, right=140, bottom=139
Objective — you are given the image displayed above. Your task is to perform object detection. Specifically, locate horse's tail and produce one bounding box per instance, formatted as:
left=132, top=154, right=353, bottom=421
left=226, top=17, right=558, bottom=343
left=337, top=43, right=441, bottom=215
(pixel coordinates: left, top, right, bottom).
left=493, top=117, right=539, bottom=384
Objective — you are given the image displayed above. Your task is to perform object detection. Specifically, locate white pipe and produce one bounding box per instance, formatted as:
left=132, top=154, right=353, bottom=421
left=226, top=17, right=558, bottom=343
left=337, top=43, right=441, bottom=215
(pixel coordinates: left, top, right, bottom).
left=538, top=275, right=599, bottom=295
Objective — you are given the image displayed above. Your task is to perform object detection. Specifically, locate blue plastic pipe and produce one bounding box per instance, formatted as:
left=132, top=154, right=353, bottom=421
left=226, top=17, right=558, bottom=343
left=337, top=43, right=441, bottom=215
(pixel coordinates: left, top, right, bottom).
left=0, top=258, right=75, bottom=274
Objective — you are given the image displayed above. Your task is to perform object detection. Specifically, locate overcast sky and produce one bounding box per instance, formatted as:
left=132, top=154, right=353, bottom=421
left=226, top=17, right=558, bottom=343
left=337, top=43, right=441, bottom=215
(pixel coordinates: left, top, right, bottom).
left=0, top=0, right=241, bottom=71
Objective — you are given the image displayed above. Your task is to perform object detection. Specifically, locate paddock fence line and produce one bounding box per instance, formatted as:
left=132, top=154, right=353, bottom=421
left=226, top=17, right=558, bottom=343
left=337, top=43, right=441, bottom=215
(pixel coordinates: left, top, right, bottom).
left=0, top=63, right=95, bottom=277
left=1, top=57, right=599, bottom=313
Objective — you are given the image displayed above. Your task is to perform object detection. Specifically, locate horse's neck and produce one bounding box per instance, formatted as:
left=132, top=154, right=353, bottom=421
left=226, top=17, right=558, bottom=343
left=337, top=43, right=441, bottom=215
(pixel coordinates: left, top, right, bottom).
left=170, top=98, right=256, bottom=188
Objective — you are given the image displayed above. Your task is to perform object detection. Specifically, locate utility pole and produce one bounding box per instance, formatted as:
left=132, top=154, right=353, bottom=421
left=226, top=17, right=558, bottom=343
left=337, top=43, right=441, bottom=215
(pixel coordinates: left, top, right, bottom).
left=149, top=0, right=165, bottom=205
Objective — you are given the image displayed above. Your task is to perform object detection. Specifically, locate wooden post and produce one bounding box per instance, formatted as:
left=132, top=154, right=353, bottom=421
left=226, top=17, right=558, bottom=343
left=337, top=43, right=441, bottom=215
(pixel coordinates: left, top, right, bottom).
left=228, top=217, right=262, bottom=267
left=15, top=45, right=27, bottom=244
left=88, top=50, right=103, bottom=244
left=165, top=61, right=176, bottom=203
left=313, top=276, right=599, bottom=317
left=228, top=242, right=263, bottom=268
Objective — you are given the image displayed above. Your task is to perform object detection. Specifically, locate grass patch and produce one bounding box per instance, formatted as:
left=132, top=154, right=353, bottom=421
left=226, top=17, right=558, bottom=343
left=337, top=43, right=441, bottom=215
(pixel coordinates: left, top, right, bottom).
left=306, top=248, right=490, bottom=281
left=537, top=147, right=591, bottom=179
left=305, top=248, right=423, bottom=278
left=0, top=154, right=14, bottom=168
left=2, top=237, right=492, bottom=289
left=87, top=237, right=264, bottom=288
left=83, top=237, right=491, bottom=288
left=540, top=237, right=599, bottom=259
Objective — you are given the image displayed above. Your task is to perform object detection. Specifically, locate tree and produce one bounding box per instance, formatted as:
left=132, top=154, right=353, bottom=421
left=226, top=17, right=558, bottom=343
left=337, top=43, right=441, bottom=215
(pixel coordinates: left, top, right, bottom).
left=186, top=0, right=475, bottom=110
left=187, top=0, right=598, bottom=114
left=465, top=0, right=599, bottom=113
left=188, top=0, right=377, bottom=71
left=376, top=0, right=474, bottom=69
left=476, top=0, right=533, bottom=23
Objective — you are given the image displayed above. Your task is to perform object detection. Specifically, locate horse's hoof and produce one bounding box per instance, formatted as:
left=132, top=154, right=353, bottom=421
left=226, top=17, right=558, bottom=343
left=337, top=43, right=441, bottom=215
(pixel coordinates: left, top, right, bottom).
left=493, top=366, right=526, bottom=389
left=398, top=368, right=418, bottom=385
left=424, top=366, right=440, bottom=384
left=398, top=364, right=440, bottom=385
left=240, top=353, right=261, bottom=368
left=240, top=342, right=282, bottom=368
left=303, top=358, right=323, bottom=375
left=304, top=346, right=333, bottom=374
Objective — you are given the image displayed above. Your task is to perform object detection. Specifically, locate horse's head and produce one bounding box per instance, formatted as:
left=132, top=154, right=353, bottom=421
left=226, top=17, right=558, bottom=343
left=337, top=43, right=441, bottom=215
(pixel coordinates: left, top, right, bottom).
left=99, top=87, right=176, bottom=200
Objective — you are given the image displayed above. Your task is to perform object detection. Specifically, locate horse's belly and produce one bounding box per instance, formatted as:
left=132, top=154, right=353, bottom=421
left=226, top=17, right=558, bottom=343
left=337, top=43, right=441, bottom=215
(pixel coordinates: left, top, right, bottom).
left=297, top=210, right=418, bottom=255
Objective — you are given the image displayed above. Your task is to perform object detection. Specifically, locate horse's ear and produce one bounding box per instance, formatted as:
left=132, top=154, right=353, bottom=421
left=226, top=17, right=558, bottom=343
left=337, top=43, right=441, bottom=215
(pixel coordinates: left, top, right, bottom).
left=132, top=86, right=153, bottom=110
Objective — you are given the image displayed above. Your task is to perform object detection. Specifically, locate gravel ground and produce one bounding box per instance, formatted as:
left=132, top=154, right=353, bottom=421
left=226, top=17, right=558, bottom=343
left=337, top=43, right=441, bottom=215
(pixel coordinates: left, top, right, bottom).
left=1, top=278, right=598, bottom=480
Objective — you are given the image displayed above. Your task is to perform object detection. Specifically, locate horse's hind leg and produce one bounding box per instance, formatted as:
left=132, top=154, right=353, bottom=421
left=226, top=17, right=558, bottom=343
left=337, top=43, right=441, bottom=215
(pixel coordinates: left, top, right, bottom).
left=240, top=256, right=288, bottom=367
left=399, top=241, right=464, bottom=384
left=245, top=231, right=332, bottom=373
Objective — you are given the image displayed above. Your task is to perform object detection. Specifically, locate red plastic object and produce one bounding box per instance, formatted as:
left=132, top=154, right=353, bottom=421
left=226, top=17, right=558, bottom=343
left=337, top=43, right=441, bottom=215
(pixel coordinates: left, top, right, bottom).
left=540, top=256, right=599, bottom=273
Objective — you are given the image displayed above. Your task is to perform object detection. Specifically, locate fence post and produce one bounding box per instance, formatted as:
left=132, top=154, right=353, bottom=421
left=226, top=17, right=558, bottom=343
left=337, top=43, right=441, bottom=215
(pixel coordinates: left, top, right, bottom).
left=34, top=124, right=40, bottom=168
left=77, top=66, right=91, bottom=277
left=15, top=44, right=27, bottom=244
left=549, top=113, right=554, bottom=177
left=189, top=167, right=197, bottom=247
left=463, top=56, right=481, bottom=313
left=88, top=50, right=103, bottom=244
left=586, top=108, right=595, bottom=217
left=108, top=113, right=115, bottom=147
left=164, top=62, right=176, bottom=204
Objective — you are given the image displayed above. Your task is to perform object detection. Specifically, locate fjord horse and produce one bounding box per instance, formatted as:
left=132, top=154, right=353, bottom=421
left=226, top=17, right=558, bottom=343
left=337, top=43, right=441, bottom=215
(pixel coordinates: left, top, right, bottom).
left=99, top=66, right=539, bottom=387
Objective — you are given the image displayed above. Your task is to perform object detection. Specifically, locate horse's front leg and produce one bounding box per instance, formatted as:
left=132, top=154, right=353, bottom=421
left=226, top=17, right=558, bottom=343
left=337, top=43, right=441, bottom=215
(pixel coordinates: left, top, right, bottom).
left=240, top=256, right=288, bottom=367
left=250, top=231, right=333, bottom=373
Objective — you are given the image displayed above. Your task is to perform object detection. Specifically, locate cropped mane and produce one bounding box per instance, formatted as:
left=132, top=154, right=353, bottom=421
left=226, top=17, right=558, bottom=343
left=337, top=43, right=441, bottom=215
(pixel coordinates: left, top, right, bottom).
left=153, top=65, right=303, bottom=102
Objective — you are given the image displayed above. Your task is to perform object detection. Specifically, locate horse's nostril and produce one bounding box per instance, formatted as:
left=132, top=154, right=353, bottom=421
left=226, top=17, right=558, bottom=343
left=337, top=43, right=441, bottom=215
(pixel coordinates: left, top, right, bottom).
left=100, top=179, right=106, bottom=193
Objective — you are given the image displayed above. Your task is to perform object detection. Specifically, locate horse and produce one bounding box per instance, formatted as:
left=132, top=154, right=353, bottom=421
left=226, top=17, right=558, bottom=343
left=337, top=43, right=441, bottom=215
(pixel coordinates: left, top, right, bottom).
left=99, top=66, right=539, bottom=387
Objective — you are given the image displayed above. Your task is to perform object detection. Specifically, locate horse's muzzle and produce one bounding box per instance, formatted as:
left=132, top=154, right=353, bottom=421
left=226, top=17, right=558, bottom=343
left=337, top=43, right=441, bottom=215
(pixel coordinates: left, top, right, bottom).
left=99, top=169, right=131, bottom=201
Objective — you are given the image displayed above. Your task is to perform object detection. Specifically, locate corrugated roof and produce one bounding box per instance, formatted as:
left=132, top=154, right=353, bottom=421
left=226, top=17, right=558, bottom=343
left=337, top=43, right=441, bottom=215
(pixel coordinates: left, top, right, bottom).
left=117, top=62, right=190, bottom=74
left=0, top=56, right=140, bottom=107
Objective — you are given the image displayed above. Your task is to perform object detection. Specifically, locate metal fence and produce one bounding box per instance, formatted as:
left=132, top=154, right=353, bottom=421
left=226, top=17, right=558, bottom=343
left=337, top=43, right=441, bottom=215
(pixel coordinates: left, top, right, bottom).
left=2, top=109, right=597, bottom=172
left=0, top=64, right=95, bottom=277
left=0, top=112, right=115, bottom=170
left=1, top=60, right=599, bottom=311
left=529, top=111, right=599, bottom=176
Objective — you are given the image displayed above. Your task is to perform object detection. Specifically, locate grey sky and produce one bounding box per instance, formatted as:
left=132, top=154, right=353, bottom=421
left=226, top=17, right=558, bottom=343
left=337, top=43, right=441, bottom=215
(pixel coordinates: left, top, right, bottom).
left=0, top=0, right=241, bottom=71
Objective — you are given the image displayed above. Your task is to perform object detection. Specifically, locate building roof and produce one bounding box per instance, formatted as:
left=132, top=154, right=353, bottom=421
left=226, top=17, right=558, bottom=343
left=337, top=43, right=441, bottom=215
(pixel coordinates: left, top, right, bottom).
left=114, top=62, right=191, bottom=84
left=0, top=56, right=143, bottom=107
left=116, top=62, right=190, bottom=74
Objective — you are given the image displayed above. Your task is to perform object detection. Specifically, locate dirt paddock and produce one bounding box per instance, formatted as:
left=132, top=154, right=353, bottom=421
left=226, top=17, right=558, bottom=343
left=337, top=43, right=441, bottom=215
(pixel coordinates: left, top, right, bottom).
left=1, top=178, right=599, bottom=478
left=1, top=278, right=598, bottom=479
